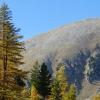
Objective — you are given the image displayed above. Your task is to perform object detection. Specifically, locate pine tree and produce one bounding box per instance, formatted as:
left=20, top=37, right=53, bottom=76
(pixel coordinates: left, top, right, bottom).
left=38, top=62, right=51, bottom=99
left=50, top=79, right=61, bottom=100
left=0, top=3, right=27, bottom=99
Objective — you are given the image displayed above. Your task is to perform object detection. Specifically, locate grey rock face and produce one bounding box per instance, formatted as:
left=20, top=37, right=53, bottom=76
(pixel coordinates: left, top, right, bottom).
left=21, top=18, right=100, bottom=99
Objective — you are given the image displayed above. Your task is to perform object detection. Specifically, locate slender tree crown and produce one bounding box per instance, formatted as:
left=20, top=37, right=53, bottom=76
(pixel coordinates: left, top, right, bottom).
left=38, top=62, right=51, bottom=98
left=0, top=3, right=24, bottom=67
left=30, top=61, right=40, bottom=88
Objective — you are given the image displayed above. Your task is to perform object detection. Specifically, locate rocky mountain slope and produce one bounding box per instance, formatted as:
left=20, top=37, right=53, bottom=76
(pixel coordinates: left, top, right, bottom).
left=21, top=18, right=100, bottom=100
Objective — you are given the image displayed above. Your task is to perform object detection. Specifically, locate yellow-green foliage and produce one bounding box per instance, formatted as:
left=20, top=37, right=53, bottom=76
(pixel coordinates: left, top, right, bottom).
left=63, top=84, right=76, bottom=100
left=30, top=85, right=40, bottom=100
left=55, top=64, right=76, bottom=100
left=50, top=79, right=61, bottom=100
left=56, top=64, right=68, bottom=96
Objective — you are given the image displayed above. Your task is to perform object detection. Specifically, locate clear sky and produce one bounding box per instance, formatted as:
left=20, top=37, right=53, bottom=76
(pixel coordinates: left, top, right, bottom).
left=1, top=0, right=100, bottom=40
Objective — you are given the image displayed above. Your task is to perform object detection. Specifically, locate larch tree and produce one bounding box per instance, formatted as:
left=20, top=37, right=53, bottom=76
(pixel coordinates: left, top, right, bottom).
left=56, top=64, right=76, bottom=100
left=68, top=84, right=76, bottom=100
left=0, top=3, right=27, bottom=99
left=50, top=79, right=61, bottom=100
left=30, top=85, right=40, bottom=100
left=56, top=64, right=69, bottom=96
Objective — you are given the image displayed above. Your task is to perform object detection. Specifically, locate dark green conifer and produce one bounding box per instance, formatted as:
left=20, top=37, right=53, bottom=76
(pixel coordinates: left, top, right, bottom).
left=38, top=63, right=51, bottom=98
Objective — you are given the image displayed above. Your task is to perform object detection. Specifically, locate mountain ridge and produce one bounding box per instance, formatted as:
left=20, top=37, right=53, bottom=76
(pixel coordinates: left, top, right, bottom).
left=22, top=18, right=100, bottom=70
left=21, top=18, right=100, bottom=100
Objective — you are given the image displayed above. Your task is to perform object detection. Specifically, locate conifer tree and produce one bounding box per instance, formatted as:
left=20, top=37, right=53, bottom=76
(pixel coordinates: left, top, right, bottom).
left=56, top=64, right=76, bottom=100
left=30, top=61, right=40, bottom=89
left=68, top=84, right=76, bottom=100
left=0, top=3, right=27, bottom=99
left=38, top=62, right=51, bottom=99
left=30, top=85, right=40, bottom=100
left=50, top=79, right=61, bottom=100
left=56, top=64, right=69, bottom=96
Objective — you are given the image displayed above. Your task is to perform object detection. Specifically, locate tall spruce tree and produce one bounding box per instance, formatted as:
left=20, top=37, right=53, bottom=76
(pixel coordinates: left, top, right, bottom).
left=0, top=3, right=27, bottom=99
left=38, top=62, right=51, bottom=99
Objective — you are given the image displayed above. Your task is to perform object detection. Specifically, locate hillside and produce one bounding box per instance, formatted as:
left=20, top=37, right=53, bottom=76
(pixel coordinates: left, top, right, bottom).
left=21, top=18, right=100, bottom=100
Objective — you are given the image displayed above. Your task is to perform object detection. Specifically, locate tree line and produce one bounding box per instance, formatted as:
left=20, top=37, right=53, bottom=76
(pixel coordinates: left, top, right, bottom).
left=30, top=61, right=76, bottom=100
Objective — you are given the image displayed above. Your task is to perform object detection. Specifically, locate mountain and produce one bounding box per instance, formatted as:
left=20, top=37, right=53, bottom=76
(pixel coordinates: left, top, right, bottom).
left=21, top=18, right=100, bottom=100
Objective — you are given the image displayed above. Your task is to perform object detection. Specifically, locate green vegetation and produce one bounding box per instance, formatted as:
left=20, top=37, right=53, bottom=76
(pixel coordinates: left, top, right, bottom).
left=30, top=63, right=76, bottom=100
left=56, top=64, right=76, bottom=100
left=38, top=63, right=51, bottom=98
left=30, top=62, right=51, bottom=99
left=30, top=61, right=40, bottom=90
left=0, top=3, right=77, bottom=100
left=50, top=79, right=61, bottom=100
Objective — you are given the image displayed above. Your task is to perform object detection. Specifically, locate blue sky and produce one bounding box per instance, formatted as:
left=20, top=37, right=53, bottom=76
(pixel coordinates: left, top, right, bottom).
left=1, top=0, right=100, bottom=40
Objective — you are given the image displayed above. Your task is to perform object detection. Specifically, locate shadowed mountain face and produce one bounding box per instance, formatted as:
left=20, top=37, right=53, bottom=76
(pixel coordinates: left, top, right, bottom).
left=21, top=18, right=100, bottom=99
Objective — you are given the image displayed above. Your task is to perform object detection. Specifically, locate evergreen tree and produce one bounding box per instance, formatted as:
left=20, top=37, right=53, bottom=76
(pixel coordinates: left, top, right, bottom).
left=50, top=79, right=61, bottom=100
left=0, top=3, right=27, bottom=99
left=38, top=62, right=51, bottom=99
left=30, top=61, right=40, bottom=89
